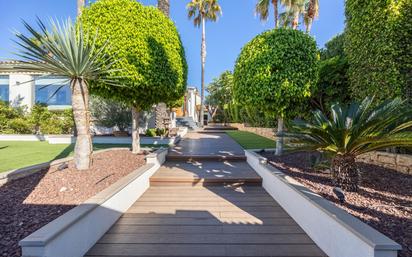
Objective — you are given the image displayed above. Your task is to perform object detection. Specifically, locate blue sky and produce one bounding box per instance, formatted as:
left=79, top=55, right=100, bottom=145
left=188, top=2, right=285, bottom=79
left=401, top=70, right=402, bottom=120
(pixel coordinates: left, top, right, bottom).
left=0, top=0, right=345, bottom=88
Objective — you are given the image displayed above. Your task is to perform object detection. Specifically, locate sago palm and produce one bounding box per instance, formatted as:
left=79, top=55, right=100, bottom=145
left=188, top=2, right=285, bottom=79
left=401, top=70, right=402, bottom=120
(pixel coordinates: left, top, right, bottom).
left=187, top=0, right=221, bottom=127
left=285, top=97, right=412, bottom=192
left=255, top=0, right=279, bottom=28
left=14, top=18, right=120, bottom=170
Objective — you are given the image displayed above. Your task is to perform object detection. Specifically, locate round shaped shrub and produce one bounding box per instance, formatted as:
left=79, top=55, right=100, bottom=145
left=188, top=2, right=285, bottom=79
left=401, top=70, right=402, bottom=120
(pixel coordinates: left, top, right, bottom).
left=80, top=0, right=187, bottom=109
left=233, top=28, right=318, bottom=119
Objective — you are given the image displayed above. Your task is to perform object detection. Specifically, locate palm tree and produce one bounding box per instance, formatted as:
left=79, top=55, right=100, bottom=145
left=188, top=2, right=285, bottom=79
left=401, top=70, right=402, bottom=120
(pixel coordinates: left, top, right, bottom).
left=280, top=0, right=306, bottom=29
left=303, top=0, right=319, bottom=33
left=187, top=0, right=221, bottom=127
left=285, top=97, right=412, bottom=192
left=14, top=19, right=120, bottom=170
left=255, top=0, right=279, bottom=28
left=158, top=0, right=170, bottom=16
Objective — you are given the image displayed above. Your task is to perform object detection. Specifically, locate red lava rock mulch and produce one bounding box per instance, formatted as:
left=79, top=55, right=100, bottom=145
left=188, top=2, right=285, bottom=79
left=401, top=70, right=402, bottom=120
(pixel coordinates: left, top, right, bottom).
left=262, top=151, right=412, bottom=257
left=0, top=149, right=146, bottom=257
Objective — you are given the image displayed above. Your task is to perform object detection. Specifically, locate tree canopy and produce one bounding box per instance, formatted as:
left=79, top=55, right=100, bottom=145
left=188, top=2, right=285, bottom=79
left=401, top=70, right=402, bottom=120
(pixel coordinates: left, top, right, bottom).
left=233, top=28, right=318, bottom=120
left=80, top=0, right=188, bottom=110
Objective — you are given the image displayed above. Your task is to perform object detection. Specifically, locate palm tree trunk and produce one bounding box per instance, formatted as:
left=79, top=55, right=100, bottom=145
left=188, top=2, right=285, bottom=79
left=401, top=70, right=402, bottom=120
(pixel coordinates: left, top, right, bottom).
left=131, top=107, right=140, bottom=154
left=292, top=11, right=299, bottom=29
left=275, top=117, right=284, bottom=155
left=272, top=0, right=279, bottom=28
left=331, top=154, right=360, bottom=192
left=77, top=0, right=85, bottom=16
left=306, top=18, right=313, bottom=33
left=71, top=79, right=92, bottom=170
left=200, top=17, right=206, bottom=127
left=158, top=0, right=170, bottom=17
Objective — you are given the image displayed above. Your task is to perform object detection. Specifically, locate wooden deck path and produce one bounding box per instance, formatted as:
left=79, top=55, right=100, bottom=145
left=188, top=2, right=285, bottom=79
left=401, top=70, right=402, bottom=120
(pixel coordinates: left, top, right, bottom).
left=85, top=131, right=326, bottom=257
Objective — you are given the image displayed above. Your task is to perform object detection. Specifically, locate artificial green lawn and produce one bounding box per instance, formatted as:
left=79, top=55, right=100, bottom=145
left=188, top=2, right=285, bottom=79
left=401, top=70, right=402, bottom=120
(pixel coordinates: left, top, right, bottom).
left=0, top=141, right=164, bottom=173
left=226, top=131, right=275, bottom=149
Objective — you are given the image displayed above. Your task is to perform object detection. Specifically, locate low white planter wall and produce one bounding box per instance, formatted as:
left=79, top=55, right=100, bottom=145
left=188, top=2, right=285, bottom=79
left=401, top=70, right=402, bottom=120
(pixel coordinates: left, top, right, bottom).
left=19, top=149, right=168, bottom=257
left=245, top=150, right=401, bottom=257
left=0, top=134, right=48, bottom=141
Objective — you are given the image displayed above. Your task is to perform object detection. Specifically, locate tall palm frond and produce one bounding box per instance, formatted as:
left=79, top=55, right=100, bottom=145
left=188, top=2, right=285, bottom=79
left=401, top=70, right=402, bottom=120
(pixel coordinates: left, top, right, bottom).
left=285, top=97, right=412, bottom=156
left=255, top=0, right=279, bottom=28
left=187, top=0, right=222, bottom=27
left=303, top=0, right=319, bottom=33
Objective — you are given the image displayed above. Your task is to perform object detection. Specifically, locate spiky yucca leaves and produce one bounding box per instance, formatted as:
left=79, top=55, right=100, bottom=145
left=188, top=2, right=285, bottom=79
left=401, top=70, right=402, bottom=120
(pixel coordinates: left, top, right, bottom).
left=14, top=19, right=120, bottom=170
left=285, top=97, right=412, bottom=191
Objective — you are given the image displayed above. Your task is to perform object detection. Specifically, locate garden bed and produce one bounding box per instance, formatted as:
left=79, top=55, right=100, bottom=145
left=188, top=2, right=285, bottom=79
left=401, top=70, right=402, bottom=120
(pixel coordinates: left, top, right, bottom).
left=0, top=149, right=145, bottom=257
left=261, top=151, right=412, bottom=257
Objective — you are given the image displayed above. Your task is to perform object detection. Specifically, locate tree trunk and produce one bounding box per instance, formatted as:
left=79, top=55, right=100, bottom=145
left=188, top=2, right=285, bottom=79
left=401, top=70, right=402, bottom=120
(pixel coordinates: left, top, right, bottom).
left=157, top=0, right=170, bottom=17
left=275, top=117, right=284, bottom=156
left=71, top=79, right=92, bottom=170
left=131, top=107, right=140, bottom=154
left=292, top=11, right=299, bottom=29
left=272, top=0, right=279, bottom=28
left=200, top=18, right=206, bottom=127
left=306, top=19, right=313, bottom=33
left=77, top=0, right=85, bottom=16
left=331, top=154, right=360, bottom=192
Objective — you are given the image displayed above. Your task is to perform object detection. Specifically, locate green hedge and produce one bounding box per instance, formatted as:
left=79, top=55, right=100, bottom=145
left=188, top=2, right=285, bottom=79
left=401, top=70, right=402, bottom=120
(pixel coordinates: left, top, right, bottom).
left=0, top=102, right=74, bottom=134
left=80, top=0, right=187, bottom=109
left=233, top=28, right=319, bottom=120
left=345, top=0, right=411, bottom=102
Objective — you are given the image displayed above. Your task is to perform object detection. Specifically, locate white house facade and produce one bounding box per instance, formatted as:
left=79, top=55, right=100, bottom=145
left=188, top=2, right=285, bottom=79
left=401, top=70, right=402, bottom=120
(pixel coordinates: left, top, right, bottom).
left=0, top=62, right=71, bottom=110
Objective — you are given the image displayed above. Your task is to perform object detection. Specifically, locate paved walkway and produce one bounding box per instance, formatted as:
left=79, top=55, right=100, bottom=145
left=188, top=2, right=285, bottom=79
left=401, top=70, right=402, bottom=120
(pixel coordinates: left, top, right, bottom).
left=86, top=132, right=326, bottom=257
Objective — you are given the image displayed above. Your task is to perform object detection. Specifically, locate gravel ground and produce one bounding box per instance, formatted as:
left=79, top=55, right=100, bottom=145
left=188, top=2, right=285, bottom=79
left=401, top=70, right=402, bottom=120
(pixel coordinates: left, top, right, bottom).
left=262, top=151, right=412, bottom=257
left=0, top=150, right=146, bottom=257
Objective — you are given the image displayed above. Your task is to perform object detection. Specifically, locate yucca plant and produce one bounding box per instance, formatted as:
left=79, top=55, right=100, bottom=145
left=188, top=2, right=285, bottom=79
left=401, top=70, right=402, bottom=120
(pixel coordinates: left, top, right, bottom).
left=285, top=97, right=412, bottom=191
left=13, top=18, right=120, bottom=170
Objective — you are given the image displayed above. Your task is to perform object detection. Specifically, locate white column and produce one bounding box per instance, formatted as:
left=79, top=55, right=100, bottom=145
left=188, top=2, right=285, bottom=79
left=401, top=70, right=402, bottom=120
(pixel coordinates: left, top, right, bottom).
left=9, top=74, right=35, bottom=110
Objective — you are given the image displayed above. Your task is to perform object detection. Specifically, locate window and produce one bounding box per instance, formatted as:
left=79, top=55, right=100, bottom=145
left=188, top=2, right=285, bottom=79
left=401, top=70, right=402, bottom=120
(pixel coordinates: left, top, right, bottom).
left=35, top=76, right=71, bottom=106
left=0, top=75, right=9, bottom=102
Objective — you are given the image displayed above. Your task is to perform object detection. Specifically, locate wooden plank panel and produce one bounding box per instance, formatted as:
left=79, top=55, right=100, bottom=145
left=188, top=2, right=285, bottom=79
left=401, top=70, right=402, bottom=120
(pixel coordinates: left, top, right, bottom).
left=132, top=201, right=279, bottom=207
left=107, top=225, right=305, bottom=234
left=98, top=233, right=315, bottom=245
left=115, top=217, right=297, bottom=226
left=121, top=211, right=291, bottom=219
left=87, top=243, right=324, bottom=256
left=126, top=205, right=284, bottom=213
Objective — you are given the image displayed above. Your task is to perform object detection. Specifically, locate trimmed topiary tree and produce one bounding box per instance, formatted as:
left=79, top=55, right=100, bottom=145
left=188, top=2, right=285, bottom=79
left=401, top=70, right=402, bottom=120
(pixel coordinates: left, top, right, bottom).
left=80, top=0, right=187, bottom=153
left=233, top=28, right=318, bottom=155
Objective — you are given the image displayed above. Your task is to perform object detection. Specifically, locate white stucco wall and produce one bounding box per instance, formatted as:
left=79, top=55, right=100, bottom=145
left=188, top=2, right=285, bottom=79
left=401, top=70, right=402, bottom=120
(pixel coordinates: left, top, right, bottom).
left=9, top=74, right=35, bottom=109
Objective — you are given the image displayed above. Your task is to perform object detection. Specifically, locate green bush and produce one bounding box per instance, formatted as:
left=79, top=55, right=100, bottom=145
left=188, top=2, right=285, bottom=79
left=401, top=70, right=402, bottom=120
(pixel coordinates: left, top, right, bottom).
left=312, top=34, right=350, bottom=113
left=233, top=28, right=319, bottom=120
left=0, top=102, right=74, bottom=135
left=90, top=96, right=131, bottom=131
left=145, top=128, right=157, bottom=137
left=7, top=118, right=32, bottom=134
left=345, top=0, right=411, bottom=102
left=80, top=0, right=187, bottom=110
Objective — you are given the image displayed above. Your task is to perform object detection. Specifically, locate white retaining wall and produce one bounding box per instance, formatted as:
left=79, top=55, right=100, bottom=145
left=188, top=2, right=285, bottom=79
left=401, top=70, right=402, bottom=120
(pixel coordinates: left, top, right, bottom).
left=245, top=150, right=401, bottom=257
left=19, top=149, right=168, bottom=257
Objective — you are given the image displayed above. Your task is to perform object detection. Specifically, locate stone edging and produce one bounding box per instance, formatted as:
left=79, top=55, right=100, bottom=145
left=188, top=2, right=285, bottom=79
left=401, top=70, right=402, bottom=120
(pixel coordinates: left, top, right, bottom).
left=245, top=150, right=401, bottom=257
left=0, top=148, right=130, bottom=185
left=19, top=148, right=168, bottom=257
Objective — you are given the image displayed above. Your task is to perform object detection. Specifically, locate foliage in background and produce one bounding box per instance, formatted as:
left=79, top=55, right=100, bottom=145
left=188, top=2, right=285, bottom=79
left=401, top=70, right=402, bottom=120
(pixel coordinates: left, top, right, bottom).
left=311, top=33, right=350, bottom=113
left=285, top=97, right=412, bottom=191
left=233, top=28, right=318, bottom=121
left=206, top=70, right=233, bottom=124
left=81, top=0, right=187, bottom=109
left=345, top=0, right=411, bottom=102
left=0, top=102, right=74, bottom=135
left=90, top=96, right=131, bottom=132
